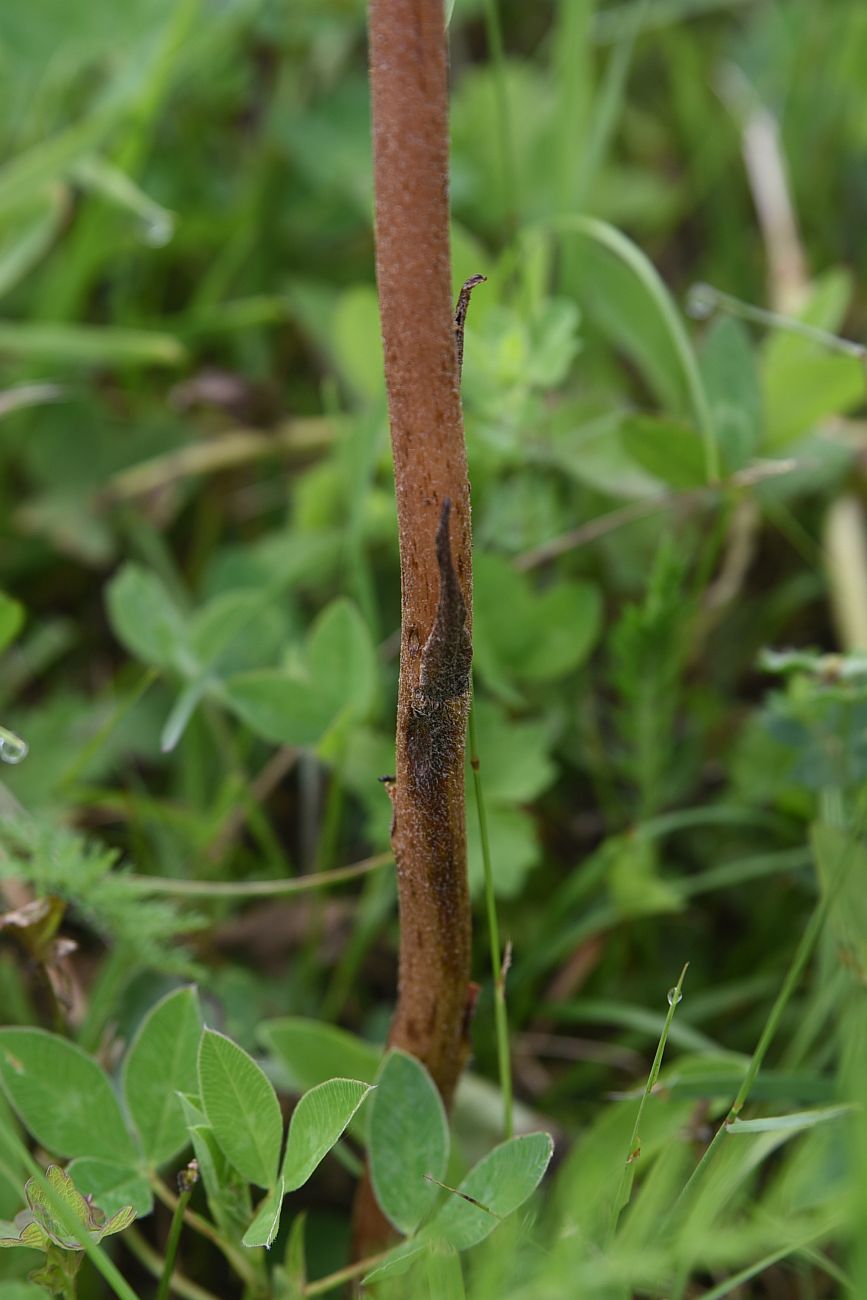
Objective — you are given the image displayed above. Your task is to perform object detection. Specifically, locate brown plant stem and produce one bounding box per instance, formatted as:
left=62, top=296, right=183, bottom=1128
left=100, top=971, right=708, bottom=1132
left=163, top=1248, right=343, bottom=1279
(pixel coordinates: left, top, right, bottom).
left=353, top=0, right=476, bottom=1256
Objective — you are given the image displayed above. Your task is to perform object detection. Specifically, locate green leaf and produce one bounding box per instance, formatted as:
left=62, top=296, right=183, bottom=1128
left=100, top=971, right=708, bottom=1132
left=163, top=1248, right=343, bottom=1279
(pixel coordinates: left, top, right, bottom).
left=105, top=565, right=194, bottom=675
left=761, top=270, right=864, bottom=448
left=243, top=1177, right=284, bottom=1250
left=474, top=554, right=601, bottom=691
left=94, top=1204, right=137, bottom=1241
left=607, top=834, right=685, bottom=918
left=520, top=582, right=603, bottom=682
left=0, top=1219, right=51, bottom=1251
left=0, top=321, right=186, bottom=366
left=369, top=1050, right=449, bottom=1235
left=272, top=1211, right=307, bottom=1297
left=72, top=157, right=174, bottom=247
left=123, top=987, right=202, bottom=1166
left=467, top=804, right=540, bottom=899
left=177, top=1094, right=251, bottom=1240
left=0, top=191, right=65, bottom=300
left=25, top=1165, right=95, bottom=1248
left=549, top=215, right=716, bottom=479
left=220, top=670, right=335, bottom=747
left=260, top=1019, right=381, bottom=1092
left=764, top=344, right=863, bottom=447
left=305, top=598, right=378, bottom=735
left=260, top=1021, right=380, bottom=1141
left=549, top=404, right=665, bottom=500
left=0, top=115, right=115, bottom=216
left=223, top=598, right=376, bottom=747
left=282, top=1079, right=372, bottom=1191
left=429, top=1132, right=553, bottom=1250
left=330, top=285, right=384, bottom=401
left=469, top=700, right=555, bottom=806
left=0, top=1029, right=137, bottom=1164
left=620, top=414, right=707, bottom=489
left=188, top=590, right=284, bottom=675
left=198, top=1029, right=283, bottom=1189
left=160, top=680, right=208, bottom=754
left=18, top=1164, right=135, bottom=1248
left=0, top=592, right=24, bottom=653
left=727, top=1104, right=854, bottom=1135
left=283, top=1211, right=307, bottom=1292
left=362, top=1239, right=426, bottom=1286
left=699, top=316, right=761, bottom=471
left=810, top=822, right=867, bottom=980
left=66, top=1159, right=152, bottom=1217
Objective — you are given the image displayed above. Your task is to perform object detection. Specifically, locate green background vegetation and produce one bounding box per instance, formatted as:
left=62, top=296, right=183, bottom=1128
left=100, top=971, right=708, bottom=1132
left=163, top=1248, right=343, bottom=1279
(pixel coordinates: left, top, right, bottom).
left=2, top=0, right=867, bottom=1296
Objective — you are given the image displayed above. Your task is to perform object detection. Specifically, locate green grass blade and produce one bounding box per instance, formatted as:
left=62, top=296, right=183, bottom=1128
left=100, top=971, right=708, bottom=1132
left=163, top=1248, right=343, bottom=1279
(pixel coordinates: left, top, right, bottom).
left=469, top=695, right=513, bottom=1139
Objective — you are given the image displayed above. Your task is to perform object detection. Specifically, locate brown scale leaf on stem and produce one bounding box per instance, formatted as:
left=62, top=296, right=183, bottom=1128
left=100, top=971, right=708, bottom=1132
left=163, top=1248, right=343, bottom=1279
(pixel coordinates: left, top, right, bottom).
left=402, top=278, right=485, bottom=799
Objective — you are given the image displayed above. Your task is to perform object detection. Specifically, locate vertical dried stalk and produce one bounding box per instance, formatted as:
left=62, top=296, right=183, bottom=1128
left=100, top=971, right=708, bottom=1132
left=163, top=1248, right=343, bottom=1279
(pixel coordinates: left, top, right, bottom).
left=353, top=0, right=475, bottom=1254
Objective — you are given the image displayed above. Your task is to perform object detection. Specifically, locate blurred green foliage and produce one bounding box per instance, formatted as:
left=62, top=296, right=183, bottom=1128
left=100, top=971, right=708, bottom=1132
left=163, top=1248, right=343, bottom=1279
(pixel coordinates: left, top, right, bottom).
left=3, top=0, right=867, bottom=1295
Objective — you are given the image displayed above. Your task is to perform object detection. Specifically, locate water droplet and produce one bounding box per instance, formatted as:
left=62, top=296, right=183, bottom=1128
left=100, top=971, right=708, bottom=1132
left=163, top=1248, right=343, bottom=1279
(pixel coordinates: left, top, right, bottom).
left=140, top=213, right=174, bottom=248
left=685, top=283, right=717, bottom=320
left=0, top=727, right=28, bottom=765
left=667, top=986, right=683, bottom=1008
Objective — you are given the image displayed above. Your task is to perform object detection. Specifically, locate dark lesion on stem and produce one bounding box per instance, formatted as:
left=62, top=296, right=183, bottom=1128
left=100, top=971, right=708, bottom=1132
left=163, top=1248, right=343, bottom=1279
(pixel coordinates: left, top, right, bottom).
left=412, top=499, right=472, bottom=717
left=407, top=498, right=472, bottom=800
left=454, top=274, right=486, bottom=379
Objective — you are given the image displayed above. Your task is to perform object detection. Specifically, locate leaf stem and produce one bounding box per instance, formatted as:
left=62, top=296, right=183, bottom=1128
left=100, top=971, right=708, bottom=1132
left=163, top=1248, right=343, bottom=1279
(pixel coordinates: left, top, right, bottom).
left=610, top=963, right=688, bottom=1239
left=149, top=1174, right=257, bottom=1289
left=481, top=0, right=517, bottom=230
left=302, top=1249, right=392, bottom=1296
left=156, top=1165, right=197, bottom=1300
left=126, top=852, right=391, bottom=896
left=686, top=281, right=867, bottom=360
left=124, top=1226, right=220, bottom=1300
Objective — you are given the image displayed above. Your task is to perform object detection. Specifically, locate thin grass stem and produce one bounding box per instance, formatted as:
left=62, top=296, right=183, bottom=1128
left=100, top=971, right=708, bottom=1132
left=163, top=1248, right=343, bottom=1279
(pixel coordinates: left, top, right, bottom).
left=156, top=1165, right=197, bottom=1300
left=302, top=1249, right=392, bottom=1296
left=668, top=810, right=860, bottom=1230
left=481, top=0, right=517, bottom=229
left=126, top=851, right=391, bottom=896
left=124, top=1226, right=219, bottom=1300
left=469, top=695, right=513, bottom=1139
left=149, top=1174, right=257, bottom=1289
left=610, top=962, right=688, bottom=1240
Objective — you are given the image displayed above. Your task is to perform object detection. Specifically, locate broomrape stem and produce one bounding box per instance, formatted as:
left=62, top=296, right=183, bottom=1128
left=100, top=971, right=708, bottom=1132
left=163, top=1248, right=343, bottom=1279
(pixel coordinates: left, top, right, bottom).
left=353, top=0, right=477, bottom=1256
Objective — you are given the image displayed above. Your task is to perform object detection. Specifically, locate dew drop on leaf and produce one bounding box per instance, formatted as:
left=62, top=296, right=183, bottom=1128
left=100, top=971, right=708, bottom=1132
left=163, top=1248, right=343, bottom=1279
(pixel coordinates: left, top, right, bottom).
left=0, top=727, right=29, bottom=764
left=685, top=283, right=716, bottom=320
